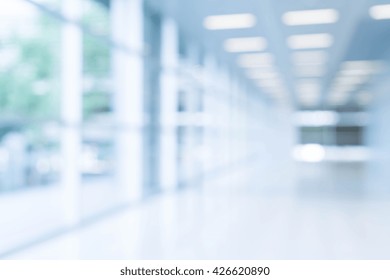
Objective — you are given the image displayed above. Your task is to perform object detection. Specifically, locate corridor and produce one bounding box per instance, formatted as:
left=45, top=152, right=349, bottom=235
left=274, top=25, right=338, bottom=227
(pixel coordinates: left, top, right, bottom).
left=1, top=0, right=390, bottom=260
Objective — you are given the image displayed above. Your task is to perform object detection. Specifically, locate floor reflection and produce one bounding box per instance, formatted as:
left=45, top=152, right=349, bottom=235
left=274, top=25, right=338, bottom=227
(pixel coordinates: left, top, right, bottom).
left=7, top=161, right=390, bottom=259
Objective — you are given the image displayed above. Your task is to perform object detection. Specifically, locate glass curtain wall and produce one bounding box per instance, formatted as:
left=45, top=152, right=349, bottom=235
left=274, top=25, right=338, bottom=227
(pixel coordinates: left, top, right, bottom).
left=0, top=0, right=271, bottom=258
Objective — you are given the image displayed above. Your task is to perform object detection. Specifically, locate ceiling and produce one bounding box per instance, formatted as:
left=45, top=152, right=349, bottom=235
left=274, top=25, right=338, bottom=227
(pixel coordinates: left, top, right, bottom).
left=105, top=0, right=390, bottom=111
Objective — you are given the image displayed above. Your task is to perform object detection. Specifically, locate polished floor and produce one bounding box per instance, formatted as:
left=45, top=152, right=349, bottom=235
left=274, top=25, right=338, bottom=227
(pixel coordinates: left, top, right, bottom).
left=5, top=161, right=390, bottom=259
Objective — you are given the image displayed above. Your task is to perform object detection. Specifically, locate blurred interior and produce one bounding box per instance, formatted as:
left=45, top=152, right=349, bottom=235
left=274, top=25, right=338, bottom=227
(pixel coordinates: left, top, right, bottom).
left=1, top=0, right=390, bottom=259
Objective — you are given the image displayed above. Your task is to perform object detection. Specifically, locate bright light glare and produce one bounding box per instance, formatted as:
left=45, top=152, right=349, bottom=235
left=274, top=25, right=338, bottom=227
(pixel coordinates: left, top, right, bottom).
left=292, top=144, right=326, bottom=163
left=224, top=37, right=267, bottom=52
left=237, top=53, right=274, bottom=68
left=370, top=5, right=390, bottom=20
left=0, top=0, right=37, bottom=17
left=204, top=14, right=256, bottom=30
left=283, top=9, right=339, bottom=26
left=287, top=33, right=333, bottom=49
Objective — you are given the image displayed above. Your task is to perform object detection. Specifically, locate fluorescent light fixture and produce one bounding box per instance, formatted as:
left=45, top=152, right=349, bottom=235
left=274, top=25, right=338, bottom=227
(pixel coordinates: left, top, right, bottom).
left=297, top=80, right=321, bottom=106
left=299, top=95, right=320, bottom=106
left=237, top=53, right=274, bottom=68
left=339, top=68, right=373, bottom=76
left=283, top=9, right=339, bottom=26
left=246, top=69, right=278, bottom=80
left=294, top=111, right=339, bottom=126
left=257, top=79, right=283, bottom=88
left=341, top=60, right=382, bottom=72
left=370, top=4, right=390, bottom=20
left=203, top=13, right=256, bottom=30
left=268, top=89, right=286, bottom=97
left=224, top=37, right=267, bottom=52
left=287, top=33, right=333, bottom=49
left=291, top=51, right=328, bottom=65
left=335, top=75, right=368, bottom=85
left=295, top=65, right=325, bottom=77
left=296, top=80, right=321, bottom=93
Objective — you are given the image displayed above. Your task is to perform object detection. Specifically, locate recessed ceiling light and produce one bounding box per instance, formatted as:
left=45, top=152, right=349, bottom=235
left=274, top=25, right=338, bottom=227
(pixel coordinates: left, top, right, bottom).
left=296, top=80, right=321, bottom=105
left=258, top=79, right=283, bottom=88
left=224, top=37, right=267, bottom=52
left=295, top=65, right=325, bottom=77
left=291, top=51, right=328, bottom=65
left=246, top=69, right=278, bottom=79
left=341, top=60, right=382, bottom=72
left=268, top=89, right=286, bottom=97
left=339, top=68, right=373, bottom=76
left=296, top=80, right=321, bottom=92
left=282, top=9, right=339, bottom=26
left=237, top=53, right=274, bottom=68
left=294, top=111, right=339, bottom=126
left=287, top=33, right=333, bottom=49
left=203, top=13, right=256, bottom=30
left=335, top=75, right=368, bottom=85
left=299, top=94, right=321, bottom=106
left=369, top=4, right=390, bottom=20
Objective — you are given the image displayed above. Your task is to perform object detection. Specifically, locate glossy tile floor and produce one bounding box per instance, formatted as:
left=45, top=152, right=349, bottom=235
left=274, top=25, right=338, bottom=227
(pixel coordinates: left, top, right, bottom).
left=6, top=161, right=390, bottom=259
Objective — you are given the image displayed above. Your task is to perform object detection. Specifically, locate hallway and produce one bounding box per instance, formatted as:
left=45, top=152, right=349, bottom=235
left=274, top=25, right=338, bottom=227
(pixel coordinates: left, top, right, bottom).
left=2, top=0, right=390, bottom=261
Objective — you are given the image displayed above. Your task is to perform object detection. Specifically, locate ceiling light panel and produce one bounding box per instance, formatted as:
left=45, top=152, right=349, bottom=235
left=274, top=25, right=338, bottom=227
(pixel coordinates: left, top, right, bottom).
left=237, top=53, right=274, bottom=68
left=370, top=4, right=390, bottom=20
left=287, top=33, right=333, bottom=49
left=291, top=51, right=328, bottom=65
left=224, top=37, right=267, bottom=53
left=204, top=13, right=256, bottom=30
left=295, top=65, right=325, bottom=77
left=327, top=59, right=383, bottom=106
left=296, top=80, right=321, bottom=106
left=294, top=111, right=339, bottom=126
left=257, top=79, right=283, bottom=88
left=283, top=9, right=339, bottom=26
left=246, top=69, right=278, bottom=80
left=341, top=60, right=382, bottom=72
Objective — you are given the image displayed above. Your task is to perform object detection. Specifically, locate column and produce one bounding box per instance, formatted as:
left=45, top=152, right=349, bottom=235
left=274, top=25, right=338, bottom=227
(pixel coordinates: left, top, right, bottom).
left=111, top=0, right=144, bottom=201
left=159, top=17, right=179, bottom=191
left=202, top=55, right=218, bottom=172
left=60, top=0, right=82, bottom=226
